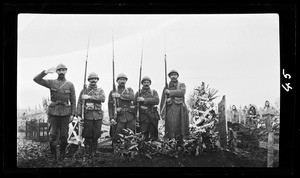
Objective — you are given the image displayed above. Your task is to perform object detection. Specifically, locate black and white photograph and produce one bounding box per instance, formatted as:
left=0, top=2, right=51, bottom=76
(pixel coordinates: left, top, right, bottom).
left=3, top=3, right=296, bottom=175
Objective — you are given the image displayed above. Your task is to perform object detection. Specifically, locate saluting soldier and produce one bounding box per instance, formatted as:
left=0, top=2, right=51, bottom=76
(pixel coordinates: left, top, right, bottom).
left=77, top=72, right=105, bottom=156
left=134, top=76, right=160, bottom=141
left=33, top=64, right=76, bottom=159
left=108, top=73, right=135, bottom=147
left=160, top=70, right=189, bottom=141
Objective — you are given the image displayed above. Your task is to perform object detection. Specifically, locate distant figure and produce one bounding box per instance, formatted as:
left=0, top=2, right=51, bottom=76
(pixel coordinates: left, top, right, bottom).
left=77, top=72, right=105, bottom=156
left=231, top=105, right=239, bottom=123
left=160, top=70, right=189, bottom=141
left=247, top=104, right=258, bottom=127
left=242, top=106, right=248, bottom=124
left=261, top=100, right=277, bottom=132
left=33, top=64, right=76, bottom=159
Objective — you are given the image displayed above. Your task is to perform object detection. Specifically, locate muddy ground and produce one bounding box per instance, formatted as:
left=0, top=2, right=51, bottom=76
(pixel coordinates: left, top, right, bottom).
left=17, top=132, right=278, bottom=168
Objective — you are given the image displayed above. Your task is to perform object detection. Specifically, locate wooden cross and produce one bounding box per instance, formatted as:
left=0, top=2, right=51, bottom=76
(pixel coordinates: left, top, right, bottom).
left=258, top=131, right=279, bottom=167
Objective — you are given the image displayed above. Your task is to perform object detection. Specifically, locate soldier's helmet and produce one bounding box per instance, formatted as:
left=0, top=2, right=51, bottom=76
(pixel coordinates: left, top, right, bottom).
left=141, top=76, right=151, bottom=84
left=116, top=73, right=128, bottom=81
left=56, top=63, right=67, bottom=71
left=88, top=72, right=99, bottom=80
left=168, top=69, right=179, bottom=77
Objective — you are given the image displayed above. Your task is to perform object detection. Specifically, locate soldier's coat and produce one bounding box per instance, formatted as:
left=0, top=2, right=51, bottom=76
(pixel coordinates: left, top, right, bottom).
left=160, top=81, right=189, bottom=139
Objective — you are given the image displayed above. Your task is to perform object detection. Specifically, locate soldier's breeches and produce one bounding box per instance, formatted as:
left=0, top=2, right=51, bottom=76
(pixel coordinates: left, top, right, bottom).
left=82, top=119, right=102, bottom=141
left=140, top=120, right=158, bottom=139
left=48, top=115, right=69, bottom=144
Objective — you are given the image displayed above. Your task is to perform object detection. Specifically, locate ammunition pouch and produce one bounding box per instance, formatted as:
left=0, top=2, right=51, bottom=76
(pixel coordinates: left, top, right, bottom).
left=140, top=106, right=158, bottom=114
left=122, top=106, right=135, bottom=113
left=173, top=97, right=184, bottom=105
left=50, top=100, right=70, bottom=106
left=85, top=102, right=102, bottom=111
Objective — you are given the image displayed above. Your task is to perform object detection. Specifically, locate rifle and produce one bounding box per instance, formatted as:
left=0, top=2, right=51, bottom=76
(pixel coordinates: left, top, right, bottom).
left=160, top=36, right=168, bottom=120
left=112, top=32, right=118, bottom=121
left=136, top=39, right=144, bottom=129
left=109, top=31, right=118, bottom=139
left=79, top=32, right=90, bottom=146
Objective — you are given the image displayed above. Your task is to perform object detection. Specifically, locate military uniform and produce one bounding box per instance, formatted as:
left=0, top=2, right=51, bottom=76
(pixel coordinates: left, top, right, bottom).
left=108, top=74, right=135, bottom=144
left=77, top=73, right=105, bottom=155
left=134, top=77, right=160, bottom=140
left=33, top=64, right=76, bottom=158
left=160, top=70, right=189, bottom=140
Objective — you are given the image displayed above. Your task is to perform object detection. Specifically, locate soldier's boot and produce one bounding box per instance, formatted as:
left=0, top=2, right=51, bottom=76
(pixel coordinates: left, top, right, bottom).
left=49, top=142, right=57, bottom=159
left=90, top=140, right=98, bottom=157
left=84, top=139, right=92, bottom=156
left=59, top=142, right=67, bottom=159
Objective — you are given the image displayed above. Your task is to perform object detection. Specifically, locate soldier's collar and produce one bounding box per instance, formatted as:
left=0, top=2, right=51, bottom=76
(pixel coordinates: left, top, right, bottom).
left=169, top=80, right=178, bottom=87
left=141, top=87, right=151, bottom=91
left=57, top=77, right=66, bottom=81
left=117, top=85, right=125, bottom=89
left=88, top=84, right=98, bottom=89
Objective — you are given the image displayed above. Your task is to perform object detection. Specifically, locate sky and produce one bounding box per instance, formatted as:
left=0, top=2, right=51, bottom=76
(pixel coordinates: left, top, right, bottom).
left=17, top=14, right=280, bottom=111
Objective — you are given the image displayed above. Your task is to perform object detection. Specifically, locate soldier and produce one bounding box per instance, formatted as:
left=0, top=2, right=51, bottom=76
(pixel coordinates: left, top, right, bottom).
left=160, top=70, right=189, bottom=142
left=77, top=72, right=105, bottom=156
left=134, top=76, right=160, bottom=141
left=108, top=73, right=135, bottom=147
left=33, top=64, right=76, bottom=159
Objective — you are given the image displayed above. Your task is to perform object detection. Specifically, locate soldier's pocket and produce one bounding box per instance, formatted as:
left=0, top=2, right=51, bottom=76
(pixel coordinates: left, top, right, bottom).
left=64, top=105, right=71, bottom=115
left=64, top=89, right=71, bottom=96
left=47, top=103, right=56, bottom=115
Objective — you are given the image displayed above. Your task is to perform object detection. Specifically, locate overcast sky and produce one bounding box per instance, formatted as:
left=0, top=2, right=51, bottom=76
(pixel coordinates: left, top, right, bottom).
left=17, top=14, right=280, bottom=111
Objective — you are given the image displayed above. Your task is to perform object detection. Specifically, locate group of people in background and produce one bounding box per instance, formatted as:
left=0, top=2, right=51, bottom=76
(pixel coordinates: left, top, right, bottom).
left=228, top=100, right=279, bottom=131
left=33, top=63, right=189, bottom=159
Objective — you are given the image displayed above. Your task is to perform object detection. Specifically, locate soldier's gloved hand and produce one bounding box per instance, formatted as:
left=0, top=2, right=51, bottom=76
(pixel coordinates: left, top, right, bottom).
left=116, top=107, right=122, bottom=112
left=140, top=106, right=148, bottom=110
left=45, top=67, right=56, bottom=74
left=165, top=89, right=170, bottom=95
left=69, top=115, right=74, bottom=123
left=112, top=92, right=121, bottom=98
left=110, top=119, right=117, bottom=125
left=81, top=94, right=91, bottom=100
left=77, top=117, right=84, bottom=125
left=137, top=97, right=144, bottom=102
